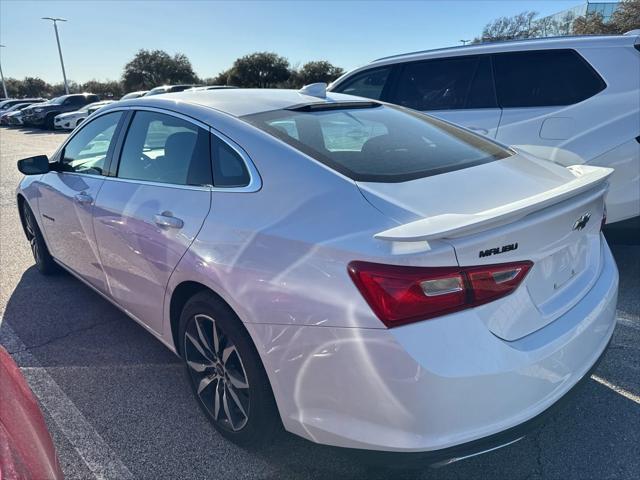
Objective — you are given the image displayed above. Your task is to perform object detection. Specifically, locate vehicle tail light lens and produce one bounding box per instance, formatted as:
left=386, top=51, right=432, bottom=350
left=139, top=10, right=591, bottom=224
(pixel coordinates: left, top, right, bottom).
left=348, top=260, right=533, bottom=328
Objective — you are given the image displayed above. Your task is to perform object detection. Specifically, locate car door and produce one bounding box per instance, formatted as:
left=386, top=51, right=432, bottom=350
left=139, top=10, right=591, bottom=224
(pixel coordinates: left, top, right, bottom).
left=37, top=111, right=125, bottom=292
left=491, top=49, right=606, bottom=163
left=93, top=109, right=212, bottom=334
left=388, top=55, right=502, bottom=138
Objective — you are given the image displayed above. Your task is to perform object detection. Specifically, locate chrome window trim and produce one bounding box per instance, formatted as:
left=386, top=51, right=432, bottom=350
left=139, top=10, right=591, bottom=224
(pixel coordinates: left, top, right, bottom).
left=125, top=105, right=210, bottom=130
left=209, top=127, right=262, bottom=193
left=101, top=175, right=212, bottom=192
left=51, top=105, right=262, bottom=193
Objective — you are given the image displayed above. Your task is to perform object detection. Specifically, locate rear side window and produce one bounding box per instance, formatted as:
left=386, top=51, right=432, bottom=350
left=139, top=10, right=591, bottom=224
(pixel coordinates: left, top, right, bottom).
left=466, top=56, right=497, bottom=109
left=243, top=104, right=512, bottom=183
left=392, top=56, right=482, bottom=111
left=332, top=67, right=391, bottom=100
left=211, top=136, right=250, bottom=187
left=492, top=49, right=605, bottom=108
left=117, top=111, right=212, bottom=186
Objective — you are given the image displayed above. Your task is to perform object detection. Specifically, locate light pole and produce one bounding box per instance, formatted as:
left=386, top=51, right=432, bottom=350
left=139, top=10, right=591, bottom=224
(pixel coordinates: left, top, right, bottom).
left=42, top=17, right=69, bottom=94
left=0, top=44, right=8, bottom=99
left=460, top=39, right=471, bottom=46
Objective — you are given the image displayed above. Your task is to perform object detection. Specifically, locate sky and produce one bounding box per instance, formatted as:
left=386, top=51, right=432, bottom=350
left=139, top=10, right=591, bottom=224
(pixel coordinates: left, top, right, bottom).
left=0, top=0, right=611, bottom=84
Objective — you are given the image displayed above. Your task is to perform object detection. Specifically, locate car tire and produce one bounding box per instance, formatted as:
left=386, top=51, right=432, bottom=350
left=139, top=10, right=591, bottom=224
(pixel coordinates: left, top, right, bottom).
left=21, top=201, right=59, bottom=275
left=44, top=113, right=56, bottom=130
left=179, top=291, right=281, bottom=447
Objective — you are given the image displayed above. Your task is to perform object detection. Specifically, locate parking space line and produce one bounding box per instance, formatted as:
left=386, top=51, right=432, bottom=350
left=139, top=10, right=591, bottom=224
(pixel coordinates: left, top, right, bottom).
left=591, top=374, right=640, bottom=405
left=0, top=323, right=134, bottom=480
left=617, top=316, right=640, bottom=331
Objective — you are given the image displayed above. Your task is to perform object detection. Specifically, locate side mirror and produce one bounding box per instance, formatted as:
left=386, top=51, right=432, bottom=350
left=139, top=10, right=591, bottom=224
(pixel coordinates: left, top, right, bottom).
left=17, top=155, right=50, bottom=175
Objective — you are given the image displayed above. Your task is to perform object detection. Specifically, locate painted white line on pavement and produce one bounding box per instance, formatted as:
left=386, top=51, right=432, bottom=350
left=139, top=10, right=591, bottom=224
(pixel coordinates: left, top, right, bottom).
left=0, top=323, right=134, bottom=480
left=591, top=374, right=640, bottom=405
left=617, top=316, right=640, bottom=331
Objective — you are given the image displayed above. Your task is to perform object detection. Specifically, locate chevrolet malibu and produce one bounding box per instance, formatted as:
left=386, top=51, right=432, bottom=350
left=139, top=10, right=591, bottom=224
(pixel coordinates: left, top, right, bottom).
left=15, top=87, right=618, bottom=461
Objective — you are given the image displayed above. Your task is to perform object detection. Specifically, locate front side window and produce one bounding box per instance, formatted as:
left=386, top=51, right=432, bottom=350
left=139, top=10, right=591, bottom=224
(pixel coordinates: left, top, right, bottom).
left=244, top=104, right=512, bottom=182
left=60, top=111, right=122, bottom=175
left=64, top=96, right=84, bottom=106
left=391, top=56, right=481, bottom=111
left=332, top=67, right=391, bottom=100
left=117, top=111, right=211, bottom=186
left=492, top=49, right=606, bottom=108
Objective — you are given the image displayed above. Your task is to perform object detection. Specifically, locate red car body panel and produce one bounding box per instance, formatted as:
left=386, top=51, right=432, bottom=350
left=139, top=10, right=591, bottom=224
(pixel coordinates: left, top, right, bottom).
left=0, top=346, right=63, bottom=480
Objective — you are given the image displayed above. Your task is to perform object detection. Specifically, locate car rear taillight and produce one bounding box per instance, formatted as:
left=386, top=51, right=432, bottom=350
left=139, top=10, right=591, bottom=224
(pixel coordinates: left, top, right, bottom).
left=348, top=260, right=533, bottom=327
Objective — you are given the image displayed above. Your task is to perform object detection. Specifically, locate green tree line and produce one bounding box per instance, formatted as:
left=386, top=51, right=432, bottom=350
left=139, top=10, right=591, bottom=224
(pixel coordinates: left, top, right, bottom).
left=3, top=50, right=344, bottom=99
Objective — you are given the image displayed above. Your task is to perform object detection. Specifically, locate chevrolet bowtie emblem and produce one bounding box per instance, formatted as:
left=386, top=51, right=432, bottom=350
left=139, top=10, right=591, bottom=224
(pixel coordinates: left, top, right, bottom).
left=572, top=213, right=591, bottom=231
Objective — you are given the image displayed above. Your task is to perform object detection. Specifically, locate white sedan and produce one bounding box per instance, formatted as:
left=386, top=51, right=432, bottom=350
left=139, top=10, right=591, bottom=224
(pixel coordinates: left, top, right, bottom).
left=16, top=86, right=618, bottom=461
left=53, top=100, right=115, bottom=130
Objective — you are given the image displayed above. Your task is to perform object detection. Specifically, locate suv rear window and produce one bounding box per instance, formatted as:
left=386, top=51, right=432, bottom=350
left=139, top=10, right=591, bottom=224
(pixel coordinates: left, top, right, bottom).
left=243, top=104, right=512, bottom=182
left=492, top=49, right=605, bottom=108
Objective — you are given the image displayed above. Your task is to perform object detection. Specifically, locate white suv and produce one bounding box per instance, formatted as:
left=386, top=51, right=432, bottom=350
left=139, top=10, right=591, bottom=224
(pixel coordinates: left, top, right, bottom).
left=329, top=33, right=640, bottom=224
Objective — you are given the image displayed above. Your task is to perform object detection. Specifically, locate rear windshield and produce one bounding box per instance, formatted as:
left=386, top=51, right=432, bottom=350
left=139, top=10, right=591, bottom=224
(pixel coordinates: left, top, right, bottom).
left=243, top=104, right=512, bottom=182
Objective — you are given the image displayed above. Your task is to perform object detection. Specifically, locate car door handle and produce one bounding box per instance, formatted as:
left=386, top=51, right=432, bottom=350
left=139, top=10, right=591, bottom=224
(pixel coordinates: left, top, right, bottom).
left=154, top=212, right=184, bottom=229
left=74, top=192, right=93, bottom=204
left=468, top=126, right=489, bottom=135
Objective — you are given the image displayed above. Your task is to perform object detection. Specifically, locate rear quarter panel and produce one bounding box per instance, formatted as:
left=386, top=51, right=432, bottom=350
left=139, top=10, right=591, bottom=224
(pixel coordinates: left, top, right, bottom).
left=163, top=119, right=459, bottom=342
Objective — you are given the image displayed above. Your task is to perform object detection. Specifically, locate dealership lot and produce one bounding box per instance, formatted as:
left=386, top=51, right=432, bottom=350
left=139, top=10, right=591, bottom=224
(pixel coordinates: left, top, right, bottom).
left=0, top=128, right=638, bottom=479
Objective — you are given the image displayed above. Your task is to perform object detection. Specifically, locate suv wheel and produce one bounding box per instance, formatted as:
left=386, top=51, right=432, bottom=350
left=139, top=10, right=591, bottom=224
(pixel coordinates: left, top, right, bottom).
left=44, top=113, right=56, bottom=130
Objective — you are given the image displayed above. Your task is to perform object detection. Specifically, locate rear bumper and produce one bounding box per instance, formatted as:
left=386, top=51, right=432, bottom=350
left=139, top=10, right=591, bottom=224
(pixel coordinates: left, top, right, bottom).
left=248, top=239, right=618, bottom=453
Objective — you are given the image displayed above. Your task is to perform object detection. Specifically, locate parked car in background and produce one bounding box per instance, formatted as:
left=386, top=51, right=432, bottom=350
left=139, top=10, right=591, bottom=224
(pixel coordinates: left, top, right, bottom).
left=329, top=33, right=640, bottom=224
left=120, top=90, right=149, bottom=100
left=22, top=93, right=100, bottom=129
left=54, top=100, right=116, bottom=130
left=145, top=84, right=197, bottom=96
left=15, top=88, right=617, bottom=461
left=0, top=101, right=46, bottom=126
left=0, top=98, right=45, bottom=112
left=5, top=108, right=31, bottom=127
left=0, top=346, right=63, bottom=480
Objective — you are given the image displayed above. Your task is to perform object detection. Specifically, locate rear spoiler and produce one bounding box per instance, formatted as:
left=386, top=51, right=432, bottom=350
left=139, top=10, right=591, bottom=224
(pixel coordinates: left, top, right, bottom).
left=374, top=165, right=613, bottom=242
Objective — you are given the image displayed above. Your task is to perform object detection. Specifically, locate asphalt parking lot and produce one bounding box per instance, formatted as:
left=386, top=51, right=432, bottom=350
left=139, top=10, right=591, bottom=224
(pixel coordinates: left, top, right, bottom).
left=0, top=127, right=638, bottom=480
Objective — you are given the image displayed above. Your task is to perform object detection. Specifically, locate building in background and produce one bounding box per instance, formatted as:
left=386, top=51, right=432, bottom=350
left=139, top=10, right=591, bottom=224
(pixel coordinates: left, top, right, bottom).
left=537, top=1, right=620, bottom=36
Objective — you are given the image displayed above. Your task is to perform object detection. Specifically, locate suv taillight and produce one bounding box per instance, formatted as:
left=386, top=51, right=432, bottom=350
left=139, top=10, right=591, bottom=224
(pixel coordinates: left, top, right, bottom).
left=348, top=260, right=533, bottom=327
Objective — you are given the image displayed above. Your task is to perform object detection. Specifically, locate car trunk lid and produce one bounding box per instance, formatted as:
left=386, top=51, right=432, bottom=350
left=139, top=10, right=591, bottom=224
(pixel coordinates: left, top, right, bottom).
left=358, top=153, right=611, bottom=340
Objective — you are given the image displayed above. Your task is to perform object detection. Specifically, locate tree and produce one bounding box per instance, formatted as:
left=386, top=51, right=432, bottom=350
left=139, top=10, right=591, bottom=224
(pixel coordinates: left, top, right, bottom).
left=572, top=12, right=617, bottom=35
left=227, top=52, right=290, bottom=88
left=18, top=77, right=51, bottom=97
left=80, top=80, right=123, bottom=99
left=122, top=49, right=198, bottom=91
left=50, top=81, right=80, bottom=96
left=4, top=78, right=24, bottom=98
left=210, top=69, right=232, bottom=86
left=610, top=0, right=640, bottom=33
left=478, top=11, right=539, bottom=42
left=294, top=61, right=344, bottom=87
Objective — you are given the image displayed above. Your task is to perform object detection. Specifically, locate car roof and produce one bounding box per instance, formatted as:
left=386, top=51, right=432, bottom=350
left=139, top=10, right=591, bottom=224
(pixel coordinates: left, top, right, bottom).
left=367, top=33, right=637, bottom=66
left=118, top=88, right=375, bottom=117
